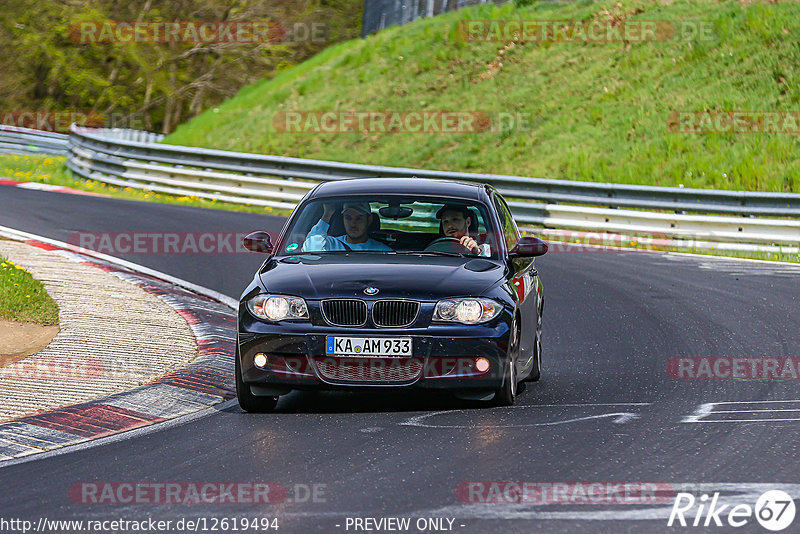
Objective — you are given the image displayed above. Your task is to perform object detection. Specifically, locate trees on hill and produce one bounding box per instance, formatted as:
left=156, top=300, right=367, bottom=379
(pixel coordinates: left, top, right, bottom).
left=0, top=0, right=362, bottom=133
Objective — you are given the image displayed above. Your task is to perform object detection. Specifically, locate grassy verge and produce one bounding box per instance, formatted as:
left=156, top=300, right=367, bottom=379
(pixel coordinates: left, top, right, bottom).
left=0, top=154, right=292, bottom=216
left=166, top=0, right=800, bottom=192
left=0, top=255, right=59, bottom=325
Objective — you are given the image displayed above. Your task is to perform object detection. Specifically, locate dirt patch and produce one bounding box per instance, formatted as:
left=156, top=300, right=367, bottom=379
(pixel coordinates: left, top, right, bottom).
left=0, top=319, right=59, bottom=366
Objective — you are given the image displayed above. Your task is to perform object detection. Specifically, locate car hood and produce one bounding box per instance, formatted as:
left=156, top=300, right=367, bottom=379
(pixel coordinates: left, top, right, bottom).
left=259, top=254, right=505, bottom=300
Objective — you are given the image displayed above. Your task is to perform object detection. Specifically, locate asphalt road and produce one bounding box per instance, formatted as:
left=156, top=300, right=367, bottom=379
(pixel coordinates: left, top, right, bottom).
left=2, top=185, right=800, bottom=534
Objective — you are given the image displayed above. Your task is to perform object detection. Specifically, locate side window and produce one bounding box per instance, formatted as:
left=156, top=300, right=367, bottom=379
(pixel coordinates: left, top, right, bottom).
left=493, top=195, right=520, bottom=252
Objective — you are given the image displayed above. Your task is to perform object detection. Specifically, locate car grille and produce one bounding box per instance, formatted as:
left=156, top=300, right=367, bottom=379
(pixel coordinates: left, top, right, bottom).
left=322, top=299, right=367, bottom=326
left=315, top=357, right=423, bottom=383
left=372, top=300, right=420, bottom=327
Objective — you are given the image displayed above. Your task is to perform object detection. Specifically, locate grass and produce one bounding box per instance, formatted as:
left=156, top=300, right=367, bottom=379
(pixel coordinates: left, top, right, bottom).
left=0, top=154, right=292, bottom=216
left=165, top=0, right=800, bottom=192
left=0, top=255, right=59, bottom=325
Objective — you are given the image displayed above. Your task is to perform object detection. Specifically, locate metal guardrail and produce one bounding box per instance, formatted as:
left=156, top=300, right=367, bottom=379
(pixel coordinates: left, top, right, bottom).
left=2, top=124, right=799, bottom=246
left=66, top=125, right=800, bottom=217
left=0, top=125, right=69, bottom=156
left=67, top=127, right=313, bottom=210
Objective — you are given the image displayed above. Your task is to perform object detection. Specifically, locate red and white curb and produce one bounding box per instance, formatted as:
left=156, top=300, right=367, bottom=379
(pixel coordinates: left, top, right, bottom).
left=0, top=178, right=110, bottom=197
left=0, top=231, right=237, bottom=462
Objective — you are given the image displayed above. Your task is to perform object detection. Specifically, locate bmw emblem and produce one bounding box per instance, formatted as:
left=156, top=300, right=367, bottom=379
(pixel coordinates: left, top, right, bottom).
left=364, top=287, right=379, bottom=295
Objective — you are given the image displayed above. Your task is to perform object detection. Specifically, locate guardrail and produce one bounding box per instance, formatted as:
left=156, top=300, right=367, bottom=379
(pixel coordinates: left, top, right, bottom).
left=0, top=125, right=69, bottom=156
left=1, top=124, right=798, bottom=247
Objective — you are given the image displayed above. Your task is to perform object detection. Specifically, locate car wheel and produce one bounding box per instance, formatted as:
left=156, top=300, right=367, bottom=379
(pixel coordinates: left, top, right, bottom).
left=493, top=319, right=519, bottom=406
left=235, top=346, right=278, bottom=413
left=525, top=299, right=543, bottom=383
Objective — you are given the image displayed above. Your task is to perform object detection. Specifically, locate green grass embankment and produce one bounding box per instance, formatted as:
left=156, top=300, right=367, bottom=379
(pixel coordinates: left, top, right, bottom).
left=165, top=0, right=800, bottom=192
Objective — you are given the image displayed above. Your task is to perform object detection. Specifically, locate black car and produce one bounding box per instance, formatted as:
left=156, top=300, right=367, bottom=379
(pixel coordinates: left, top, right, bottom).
left=236, top=178, right=547, bottom=411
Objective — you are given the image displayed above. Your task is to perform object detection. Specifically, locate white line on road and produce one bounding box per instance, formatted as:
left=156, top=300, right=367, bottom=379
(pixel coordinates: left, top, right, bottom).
left=400, top=403, right=650, bottom=428
left=682, top=400, right=800, bottom=423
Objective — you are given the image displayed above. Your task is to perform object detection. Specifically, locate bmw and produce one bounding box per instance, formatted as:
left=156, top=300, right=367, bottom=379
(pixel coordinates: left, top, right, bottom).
left=236, top=178, right=547, bottom=411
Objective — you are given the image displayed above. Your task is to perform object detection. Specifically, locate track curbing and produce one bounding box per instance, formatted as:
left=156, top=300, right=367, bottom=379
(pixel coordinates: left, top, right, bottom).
left=0, top=229, right=237, bottom=463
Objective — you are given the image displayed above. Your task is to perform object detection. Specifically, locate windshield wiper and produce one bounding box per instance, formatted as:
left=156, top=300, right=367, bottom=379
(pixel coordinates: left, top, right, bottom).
left=391, top=251, right=466, bottom=257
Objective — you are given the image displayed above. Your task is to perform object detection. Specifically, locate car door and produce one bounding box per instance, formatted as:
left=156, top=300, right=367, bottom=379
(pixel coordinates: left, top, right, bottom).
left=493, top=193, right=538, bottom=378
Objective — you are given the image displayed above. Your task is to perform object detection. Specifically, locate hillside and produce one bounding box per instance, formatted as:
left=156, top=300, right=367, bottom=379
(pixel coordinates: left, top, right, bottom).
left=165, top=0, right=800, bottom=191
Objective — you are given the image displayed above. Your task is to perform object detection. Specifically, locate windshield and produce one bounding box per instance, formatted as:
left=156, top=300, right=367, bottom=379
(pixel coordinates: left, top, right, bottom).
left=277, top=196, right=500, bottom=259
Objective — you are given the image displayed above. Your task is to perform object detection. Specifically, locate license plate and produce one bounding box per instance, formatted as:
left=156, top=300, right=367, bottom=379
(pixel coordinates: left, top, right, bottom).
left=326, top=336, right=412, bottom=357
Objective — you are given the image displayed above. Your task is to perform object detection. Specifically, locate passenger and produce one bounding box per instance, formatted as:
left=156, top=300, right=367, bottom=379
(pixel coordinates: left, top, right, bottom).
left=302, top=201, right=392, bottom=252
left=435, top=204, right=491, bottom=257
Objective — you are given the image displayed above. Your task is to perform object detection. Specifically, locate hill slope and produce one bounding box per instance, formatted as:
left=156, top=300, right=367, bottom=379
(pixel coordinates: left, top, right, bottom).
left=165, top=0, right=800, bottom=191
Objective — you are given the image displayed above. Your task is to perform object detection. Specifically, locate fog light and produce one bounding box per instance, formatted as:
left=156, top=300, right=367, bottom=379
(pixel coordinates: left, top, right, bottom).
left=475, top=357, right=490, bottom=373
left=253, top=353, right=268, bottom=369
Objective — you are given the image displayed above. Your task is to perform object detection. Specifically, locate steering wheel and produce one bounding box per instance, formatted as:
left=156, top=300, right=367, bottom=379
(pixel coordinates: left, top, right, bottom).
left=424, top=237, right=472, bottom=254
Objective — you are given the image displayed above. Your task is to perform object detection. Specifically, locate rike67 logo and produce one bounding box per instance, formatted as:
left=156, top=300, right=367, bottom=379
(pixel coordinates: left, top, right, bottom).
left=668, top=490, right=796, bottom=531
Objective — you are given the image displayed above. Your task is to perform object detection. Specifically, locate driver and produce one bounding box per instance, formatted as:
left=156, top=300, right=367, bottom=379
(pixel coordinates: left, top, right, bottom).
left=435, top=204, right=491, bottom=257
left=302, top=201, right=392, bottom=252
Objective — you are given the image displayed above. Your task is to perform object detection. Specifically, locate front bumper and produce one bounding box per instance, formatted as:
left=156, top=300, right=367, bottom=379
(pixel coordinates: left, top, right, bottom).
left=238, top=322, right=511, bottom=393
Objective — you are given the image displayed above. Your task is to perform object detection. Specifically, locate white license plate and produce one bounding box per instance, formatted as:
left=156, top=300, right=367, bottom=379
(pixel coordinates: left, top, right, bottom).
left=326, top=336, right=412, bottom=357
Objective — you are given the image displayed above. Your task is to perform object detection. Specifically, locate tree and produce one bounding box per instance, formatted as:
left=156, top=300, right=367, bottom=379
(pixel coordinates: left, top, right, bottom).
left=0, top=0, right=362, bottom=133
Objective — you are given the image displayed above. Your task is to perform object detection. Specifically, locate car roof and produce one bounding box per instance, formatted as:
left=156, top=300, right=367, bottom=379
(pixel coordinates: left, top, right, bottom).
left=307, top=178, right=488, bottom=201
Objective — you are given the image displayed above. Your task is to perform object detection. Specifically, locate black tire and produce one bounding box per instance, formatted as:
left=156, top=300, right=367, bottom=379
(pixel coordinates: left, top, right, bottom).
left=524, top=298, right=543, bottom=383
left=492, top=318, right=519, bottom=406
left=235, top=346, right=278, bottom=413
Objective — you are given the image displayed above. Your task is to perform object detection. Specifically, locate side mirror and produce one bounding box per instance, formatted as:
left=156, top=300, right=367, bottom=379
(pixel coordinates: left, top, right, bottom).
left=509, top=236, right=548, bottom=258
left=242, top=231, right=273, bottom=253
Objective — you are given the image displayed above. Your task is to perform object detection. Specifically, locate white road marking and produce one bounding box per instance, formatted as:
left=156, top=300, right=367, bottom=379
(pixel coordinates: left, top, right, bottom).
left=713, top=409, right=800, bottom=413
left=400, top=403, right=649, bottom=428
left=682, top=400, right=800, bottom=423
left=15, top=182, right=63, bottom=191
left=659, top=253, right=800, bottom=276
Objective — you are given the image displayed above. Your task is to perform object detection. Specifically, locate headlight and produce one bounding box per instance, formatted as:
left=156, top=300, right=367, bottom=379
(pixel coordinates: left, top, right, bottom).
left=433, top=298, right=502, bottom=324
left=246, top=294, right=308, bottom=321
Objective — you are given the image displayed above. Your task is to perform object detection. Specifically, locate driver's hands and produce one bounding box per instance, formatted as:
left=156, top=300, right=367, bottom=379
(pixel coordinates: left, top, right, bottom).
left=321, top=203, right=337, bottom=223
left=459, top=236, right=480, bottom=254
